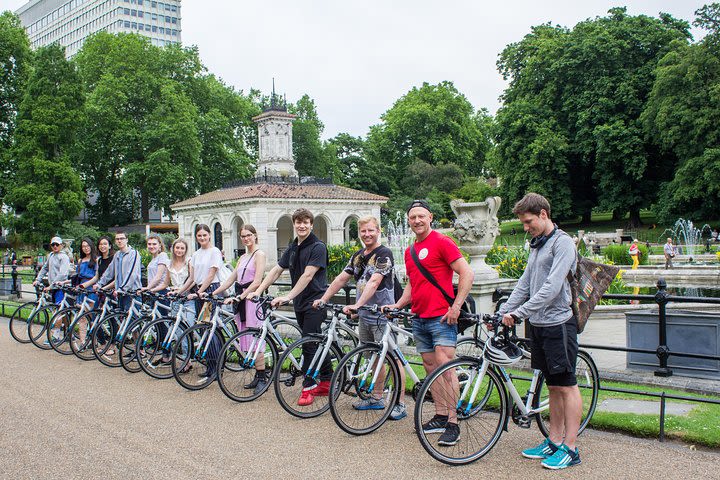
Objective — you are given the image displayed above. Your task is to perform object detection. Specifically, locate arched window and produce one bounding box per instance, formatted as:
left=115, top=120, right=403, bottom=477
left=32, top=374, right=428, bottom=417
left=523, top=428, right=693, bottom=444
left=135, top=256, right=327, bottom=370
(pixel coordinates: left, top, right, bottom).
left=213, top=222, right=223, bottom=251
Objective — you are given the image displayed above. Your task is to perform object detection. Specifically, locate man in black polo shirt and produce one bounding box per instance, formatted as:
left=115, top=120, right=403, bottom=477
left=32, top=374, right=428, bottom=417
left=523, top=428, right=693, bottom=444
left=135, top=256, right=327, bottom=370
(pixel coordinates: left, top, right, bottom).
left=245, top=208, right=329, bottom=406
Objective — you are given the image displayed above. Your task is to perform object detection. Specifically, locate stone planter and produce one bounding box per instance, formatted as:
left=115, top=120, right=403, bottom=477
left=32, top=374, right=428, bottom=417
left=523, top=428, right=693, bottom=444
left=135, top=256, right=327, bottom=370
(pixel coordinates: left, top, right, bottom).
left=450, top=196, right=502, bottom=281
left=626, top=310, right=720, bottom=379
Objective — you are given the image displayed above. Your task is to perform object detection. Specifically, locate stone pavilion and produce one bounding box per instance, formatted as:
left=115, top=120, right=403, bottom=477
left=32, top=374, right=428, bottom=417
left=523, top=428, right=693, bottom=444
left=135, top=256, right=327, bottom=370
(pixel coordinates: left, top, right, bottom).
left=171, top=99, right=388, bottom=264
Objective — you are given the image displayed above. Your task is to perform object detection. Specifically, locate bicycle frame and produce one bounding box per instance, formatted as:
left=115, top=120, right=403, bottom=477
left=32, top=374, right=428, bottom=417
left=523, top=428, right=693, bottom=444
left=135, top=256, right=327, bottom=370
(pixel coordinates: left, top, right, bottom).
left=195, top=305, right=236, bottom=359
left=362, top=321, right=421, bottom=392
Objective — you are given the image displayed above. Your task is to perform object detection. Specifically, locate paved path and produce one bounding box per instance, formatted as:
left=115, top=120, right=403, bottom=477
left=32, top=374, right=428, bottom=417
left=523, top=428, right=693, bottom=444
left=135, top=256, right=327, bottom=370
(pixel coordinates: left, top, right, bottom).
left=1, top=323, right=718, bottom=480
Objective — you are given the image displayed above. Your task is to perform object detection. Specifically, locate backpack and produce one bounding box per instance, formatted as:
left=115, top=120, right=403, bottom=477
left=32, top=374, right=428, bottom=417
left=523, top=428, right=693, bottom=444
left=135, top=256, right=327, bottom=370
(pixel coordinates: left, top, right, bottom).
left=392, top=273, right=404, bottom=303
left=216, top=263, right=235, bottom=297
left=566, top=253, right=620, bottom=333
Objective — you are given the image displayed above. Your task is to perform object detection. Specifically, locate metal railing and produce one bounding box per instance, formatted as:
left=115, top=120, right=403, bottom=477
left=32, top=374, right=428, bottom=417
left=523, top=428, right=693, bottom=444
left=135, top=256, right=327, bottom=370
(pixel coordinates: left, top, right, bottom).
left=495, top=279, right=720, bottom=442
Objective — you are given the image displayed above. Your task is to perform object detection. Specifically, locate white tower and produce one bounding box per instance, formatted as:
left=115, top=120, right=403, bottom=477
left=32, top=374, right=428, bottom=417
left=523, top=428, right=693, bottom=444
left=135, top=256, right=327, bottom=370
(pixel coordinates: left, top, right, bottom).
left=253, top=109, right=298, bottom=179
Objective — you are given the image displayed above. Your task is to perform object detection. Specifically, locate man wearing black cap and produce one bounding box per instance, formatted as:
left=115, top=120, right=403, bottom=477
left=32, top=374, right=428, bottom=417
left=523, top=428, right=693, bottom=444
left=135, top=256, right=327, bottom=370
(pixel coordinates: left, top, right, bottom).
left=384, top=199, right=474, bottom=446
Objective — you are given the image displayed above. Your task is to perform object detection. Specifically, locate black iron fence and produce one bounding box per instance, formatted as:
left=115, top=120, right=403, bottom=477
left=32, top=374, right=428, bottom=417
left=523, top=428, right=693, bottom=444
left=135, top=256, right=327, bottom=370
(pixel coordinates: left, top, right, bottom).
left=495, top=278, right=720, bottom=442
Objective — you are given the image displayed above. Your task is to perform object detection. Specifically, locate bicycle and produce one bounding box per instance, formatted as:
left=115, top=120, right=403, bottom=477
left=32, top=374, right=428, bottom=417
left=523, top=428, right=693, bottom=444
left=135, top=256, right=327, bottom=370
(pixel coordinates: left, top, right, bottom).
left=328, top=307, right=480, bottom=435
left=47, top=286, right=98, bottom=355
left=217, top=295, right=302, bottom=402
left=27, top=283, right=76, bottom=350
left=134, top=294, right=194, bottom=379
left=273, top=302, right=359, bottom=419
left=170, top=295, right=239, bottom=391
left=8, top=285, right=47, bottom=344
left=68, top=292, right=120, bottom=361
left=91, top=291, right=150, bottom=367
left=413, top=313, right=599, bottom=466
left=118, top=291, right=174, bottom=374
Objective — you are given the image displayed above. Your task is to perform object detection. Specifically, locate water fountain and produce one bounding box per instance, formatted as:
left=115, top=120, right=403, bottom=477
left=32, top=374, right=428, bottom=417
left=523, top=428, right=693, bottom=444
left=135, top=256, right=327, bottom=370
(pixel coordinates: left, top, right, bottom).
left=660, top=218, right=712, bottom=258
left=384, top=211, right=413, bottom=272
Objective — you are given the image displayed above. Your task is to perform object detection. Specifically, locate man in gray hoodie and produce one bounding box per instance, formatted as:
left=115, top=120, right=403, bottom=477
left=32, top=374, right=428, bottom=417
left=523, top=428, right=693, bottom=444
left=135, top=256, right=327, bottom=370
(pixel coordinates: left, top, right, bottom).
left=94, top=232, right=141, bottom=311
left=498, top=193, right=581, bottom=470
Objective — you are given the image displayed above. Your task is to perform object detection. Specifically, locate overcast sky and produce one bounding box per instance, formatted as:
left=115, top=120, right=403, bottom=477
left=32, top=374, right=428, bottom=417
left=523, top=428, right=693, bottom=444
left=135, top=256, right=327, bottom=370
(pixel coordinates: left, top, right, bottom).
left=3, top=0, right=708, bottom=139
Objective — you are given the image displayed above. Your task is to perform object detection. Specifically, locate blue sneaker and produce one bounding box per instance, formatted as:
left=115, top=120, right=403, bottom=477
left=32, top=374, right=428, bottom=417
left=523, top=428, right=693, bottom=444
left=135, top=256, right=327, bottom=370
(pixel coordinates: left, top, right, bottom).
left=541, top=444, right=581, bottom=470
left=521, top=438, right=559, bottom=459
left=353, top=397, right=385, bottom=410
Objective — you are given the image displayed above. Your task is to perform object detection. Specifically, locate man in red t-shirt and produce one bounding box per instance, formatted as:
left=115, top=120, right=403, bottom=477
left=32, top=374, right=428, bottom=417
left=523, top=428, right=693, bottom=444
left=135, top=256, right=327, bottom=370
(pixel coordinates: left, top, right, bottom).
left=384, top=199, right=474, bottom=446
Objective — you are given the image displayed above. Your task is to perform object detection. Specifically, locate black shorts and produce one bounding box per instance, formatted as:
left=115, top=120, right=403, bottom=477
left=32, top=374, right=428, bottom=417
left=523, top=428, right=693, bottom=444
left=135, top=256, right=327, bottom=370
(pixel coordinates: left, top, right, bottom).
left=530, top=317, right=578, bottom=386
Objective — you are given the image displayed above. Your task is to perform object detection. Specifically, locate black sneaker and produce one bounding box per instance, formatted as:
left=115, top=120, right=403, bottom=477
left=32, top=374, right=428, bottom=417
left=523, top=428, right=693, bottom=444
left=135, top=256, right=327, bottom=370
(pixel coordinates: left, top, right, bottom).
left=422, top=414, right=449, bottom=434
left=244, top=372, right=262, bottom=389
left=253, top=374, right=269, bottom=395
left=438, top=423, right=460, bottom=446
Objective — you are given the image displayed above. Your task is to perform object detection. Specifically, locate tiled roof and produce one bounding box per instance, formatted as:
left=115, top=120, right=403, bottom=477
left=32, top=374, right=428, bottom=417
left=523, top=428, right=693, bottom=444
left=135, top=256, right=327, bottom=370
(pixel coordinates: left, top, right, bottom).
left=171, top=183, right=388, bottom=209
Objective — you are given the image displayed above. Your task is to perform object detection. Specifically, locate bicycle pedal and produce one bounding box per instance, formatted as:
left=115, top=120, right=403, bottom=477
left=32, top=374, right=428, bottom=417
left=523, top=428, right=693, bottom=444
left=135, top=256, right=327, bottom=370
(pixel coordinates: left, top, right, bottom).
left=517, top=417, right=532, bottom=429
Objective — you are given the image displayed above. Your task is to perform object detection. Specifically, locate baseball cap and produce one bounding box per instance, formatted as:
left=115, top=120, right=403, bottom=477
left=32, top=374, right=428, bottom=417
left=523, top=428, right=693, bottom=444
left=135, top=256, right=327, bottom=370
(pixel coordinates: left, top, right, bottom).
left=406, top=199, right=431, bottom=214
left=50, top=236, right=63, bottom=245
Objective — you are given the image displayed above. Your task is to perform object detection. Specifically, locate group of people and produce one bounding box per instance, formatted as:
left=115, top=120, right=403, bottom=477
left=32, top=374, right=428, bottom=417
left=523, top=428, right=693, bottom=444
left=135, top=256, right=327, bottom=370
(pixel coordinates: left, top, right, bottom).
left=33, top=193, right=584, bottom=471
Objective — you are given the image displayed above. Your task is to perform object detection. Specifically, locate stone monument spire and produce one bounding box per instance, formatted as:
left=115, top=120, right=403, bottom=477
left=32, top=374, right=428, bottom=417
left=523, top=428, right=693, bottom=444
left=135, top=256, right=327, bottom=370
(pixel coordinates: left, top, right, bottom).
left=252, top=81, right=298, bottom=179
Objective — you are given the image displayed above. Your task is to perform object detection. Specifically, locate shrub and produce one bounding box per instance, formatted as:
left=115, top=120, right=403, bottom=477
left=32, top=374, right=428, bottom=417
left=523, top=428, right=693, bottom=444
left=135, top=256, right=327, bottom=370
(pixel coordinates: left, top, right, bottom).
left=327, top=242, right=360, bottom=281
left=486, top=244, right=528, bottom=279
left=603, top=244, right=649, bottom=266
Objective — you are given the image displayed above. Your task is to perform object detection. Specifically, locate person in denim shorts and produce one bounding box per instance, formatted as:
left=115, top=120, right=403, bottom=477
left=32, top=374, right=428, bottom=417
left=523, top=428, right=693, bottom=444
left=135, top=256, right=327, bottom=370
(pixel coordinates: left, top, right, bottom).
left=314, top=216, right=408, bottom=420
left=383, top=200, right=474, bottom=446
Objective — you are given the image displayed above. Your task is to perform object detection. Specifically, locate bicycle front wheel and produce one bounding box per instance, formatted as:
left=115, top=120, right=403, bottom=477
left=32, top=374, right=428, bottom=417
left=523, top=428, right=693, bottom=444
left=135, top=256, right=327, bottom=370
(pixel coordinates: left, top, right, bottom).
left=137, top=317, right=180, bottom=379
left=273, top=336, right=343, bottom=419
left=414, top=358, right=507, bottom=466
left=171, top=323, right=221, bottom=391
left=28, top=305, right=57, bottom=350
left=8, top=301, right=38, bottom=344
left=534, top=349, right=599, bottom=437
left=69, top=309, right=101, bottom=361
left=47, top=307, right=78, bottom=355
left=218, top=329, right=278, bottom=402
left=329, top=344, right=401, bottom=435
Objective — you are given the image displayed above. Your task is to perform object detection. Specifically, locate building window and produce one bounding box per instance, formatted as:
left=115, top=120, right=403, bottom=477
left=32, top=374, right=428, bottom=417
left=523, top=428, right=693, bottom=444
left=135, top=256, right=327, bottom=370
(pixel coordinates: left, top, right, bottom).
left=124, top=8, right=130, bottom=14
left=124, top=20, right=130, bottom=27
left=131, top=9, right=137, bottom=16
left=151, top=1, right=157, bottom=7
left=131, top=22, right=137, bottom=29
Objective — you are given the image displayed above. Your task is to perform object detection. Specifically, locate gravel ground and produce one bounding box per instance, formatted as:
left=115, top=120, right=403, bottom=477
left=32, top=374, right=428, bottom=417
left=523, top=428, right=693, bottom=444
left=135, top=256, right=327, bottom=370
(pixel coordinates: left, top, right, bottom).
left=0, top=324, right=718, bottom=480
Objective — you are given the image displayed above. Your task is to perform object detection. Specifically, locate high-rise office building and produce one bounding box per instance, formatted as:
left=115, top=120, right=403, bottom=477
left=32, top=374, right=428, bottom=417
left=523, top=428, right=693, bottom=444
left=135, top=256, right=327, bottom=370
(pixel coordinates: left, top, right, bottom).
left=15, top=0, right=181, bottom=58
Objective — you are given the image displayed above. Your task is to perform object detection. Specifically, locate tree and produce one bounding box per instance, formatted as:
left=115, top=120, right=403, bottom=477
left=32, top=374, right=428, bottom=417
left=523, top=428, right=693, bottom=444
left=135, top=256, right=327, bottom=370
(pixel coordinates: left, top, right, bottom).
left=366, top=81, right=489, bottom=185
left=288, top=94, right=338, bottom=178
left=74, top=33, right=257, bottom=225
left=642, top=4, right=720, bottom=222
left=493, top=10, right=690, bottom=225
left=5, top=44, right=84, bottom=242
left=0, top=12, right=32, bottom=202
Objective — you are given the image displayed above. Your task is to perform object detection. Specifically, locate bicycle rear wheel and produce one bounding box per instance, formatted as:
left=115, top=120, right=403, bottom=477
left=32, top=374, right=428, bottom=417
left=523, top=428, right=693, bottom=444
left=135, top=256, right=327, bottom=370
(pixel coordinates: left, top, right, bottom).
left=218, top=329, right=278, bottom=402
left=414, top=358, right=507, bottom=466
left=171, top=323, right=221, bottom=391
left=534, top=349, right=599, bottom=437
left=47, top=307, right=78, bottom=355
left=69, top=309, right=101, bottom=361
left=8, top=301, right=37, bottom=344
left=274, top=336, right=343, bottom=419
left=28, top=305, right=57, bottom=350
left=329, top=344, right=400, bottom=435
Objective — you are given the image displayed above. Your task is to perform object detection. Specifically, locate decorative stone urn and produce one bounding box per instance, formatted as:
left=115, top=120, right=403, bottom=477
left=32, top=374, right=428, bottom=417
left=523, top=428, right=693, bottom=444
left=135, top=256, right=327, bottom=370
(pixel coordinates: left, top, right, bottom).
left=450, top=196, right=502, bottom=280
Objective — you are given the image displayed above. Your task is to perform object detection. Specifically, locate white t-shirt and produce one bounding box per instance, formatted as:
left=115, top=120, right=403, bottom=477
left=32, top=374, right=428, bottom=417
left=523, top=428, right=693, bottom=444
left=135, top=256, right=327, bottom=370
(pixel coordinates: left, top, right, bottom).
left=191, top=247, right=223, bottom=285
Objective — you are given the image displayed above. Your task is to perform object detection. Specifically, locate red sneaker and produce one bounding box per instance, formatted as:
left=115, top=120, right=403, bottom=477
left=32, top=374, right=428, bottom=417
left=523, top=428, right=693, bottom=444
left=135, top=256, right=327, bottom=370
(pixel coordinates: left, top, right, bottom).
left=297, top=388, right=316, bottom=406
left=313, top=380, right=331, bottom=397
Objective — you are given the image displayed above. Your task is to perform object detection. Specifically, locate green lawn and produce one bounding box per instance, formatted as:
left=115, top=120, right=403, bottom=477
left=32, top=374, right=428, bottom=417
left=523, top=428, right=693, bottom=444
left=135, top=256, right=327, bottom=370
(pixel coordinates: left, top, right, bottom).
left=401, top=358, right=720, bottom=447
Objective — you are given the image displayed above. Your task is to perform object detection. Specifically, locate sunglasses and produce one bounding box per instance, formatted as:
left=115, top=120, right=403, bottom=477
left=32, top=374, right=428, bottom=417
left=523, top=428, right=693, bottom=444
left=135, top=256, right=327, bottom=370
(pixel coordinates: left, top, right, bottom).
left=50, top=243, right=60, bottom=247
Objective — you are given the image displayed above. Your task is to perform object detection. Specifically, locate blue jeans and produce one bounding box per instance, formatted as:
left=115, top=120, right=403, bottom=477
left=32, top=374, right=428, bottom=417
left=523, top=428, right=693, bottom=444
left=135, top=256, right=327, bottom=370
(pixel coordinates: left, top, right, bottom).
left=412, top=316, right=457, bottom=353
